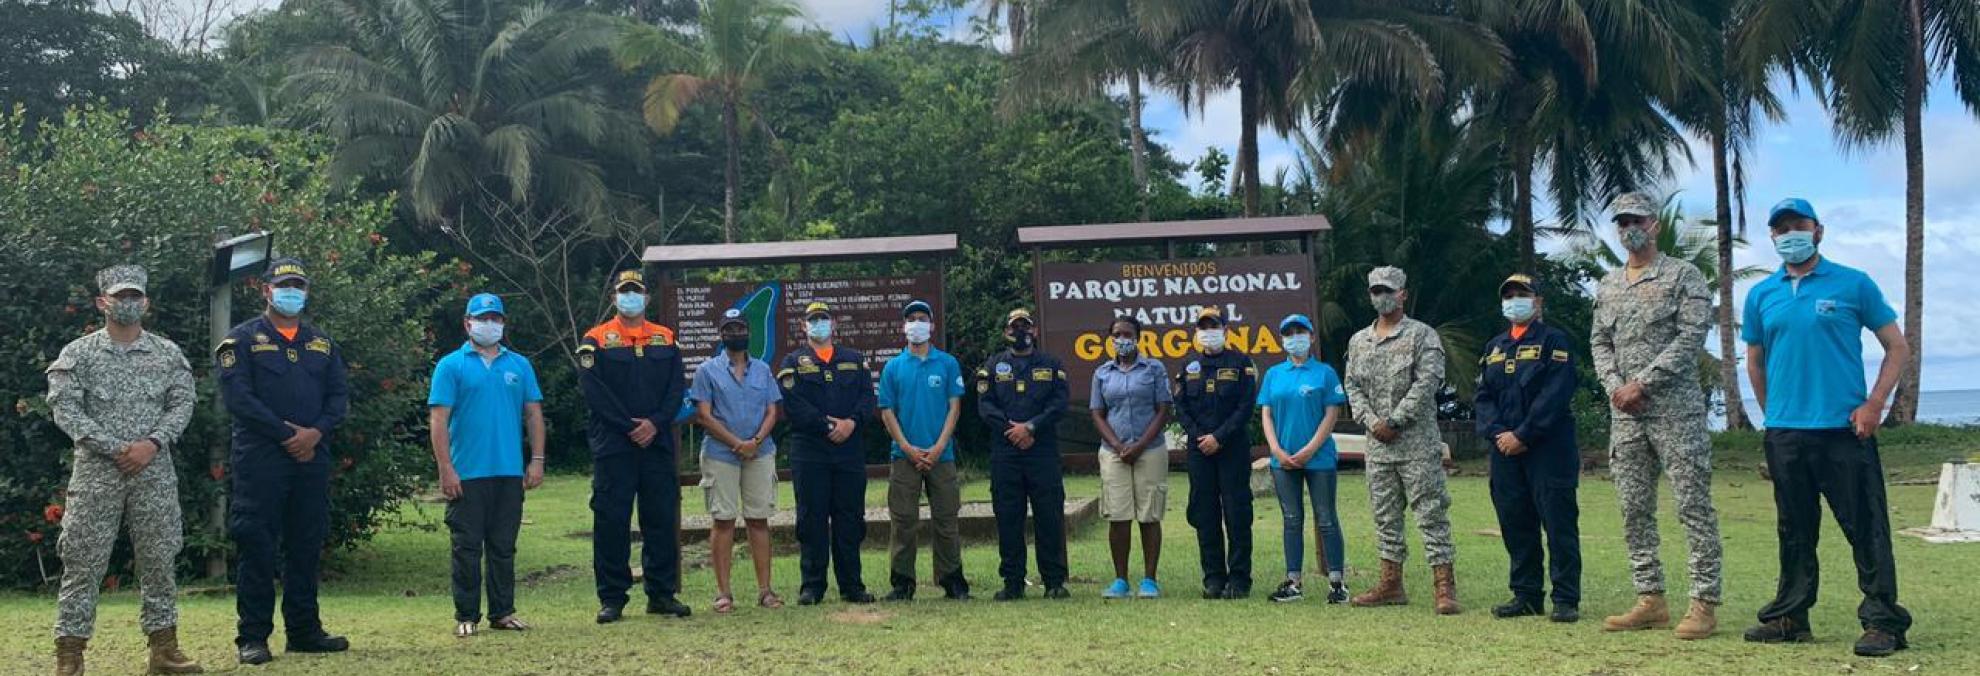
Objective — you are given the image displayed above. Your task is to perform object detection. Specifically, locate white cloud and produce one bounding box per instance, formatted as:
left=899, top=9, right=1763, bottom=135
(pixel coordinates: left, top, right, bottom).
left=795, top=0, right=895, bottom=33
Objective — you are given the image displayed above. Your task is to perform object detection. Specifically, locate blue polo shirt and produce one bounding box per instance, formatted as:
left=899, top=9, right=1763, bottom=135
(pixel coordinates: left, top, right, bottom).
left=1741, top=257, right=1899, bottom=429
left=688, top=351, right=781, bottom=466
left=878, top=346, right=965, bottom=462
left=428, top=342, right=542, bottom=480
left=1256, top=358, right=1348, bottom=470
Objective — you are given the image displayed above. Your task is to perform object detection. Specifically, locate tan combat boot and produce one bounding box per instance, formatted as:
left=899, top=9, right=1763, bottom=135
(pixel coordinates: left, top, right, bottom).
left=1673, top=598, right=1718, bottom=640
left=54, top=636, right=85, bottom=676
left=1350, top=559, right=1408, bottom=607
left=1431, top=564, right=1462, bottom=615
left=1602, top=593, right=1671, bottom=631
left=146, top=627, right=202, bottom=674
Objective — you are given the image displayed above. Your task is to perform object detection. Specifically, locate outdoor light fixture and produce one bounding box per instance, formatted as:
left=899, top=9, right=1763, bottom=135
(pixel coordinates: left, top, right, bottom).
left=209, top=231, right=275, bottom=287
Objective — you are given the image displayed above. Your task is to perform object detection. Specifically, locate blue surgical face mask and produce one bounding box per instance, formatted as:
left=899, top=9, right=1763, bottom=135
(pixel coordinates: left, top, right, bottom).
left=1112, top=337, right=1138, bottom=357
left=1283, top=334, right=1312, bottom=358
left=807, top=319, right=833, bottom=341
left=271, top=288, right=307, bottom=317
left=1502, top=297, right=1537, bottom=324
left=1774, top=230, right=1817, bottom=265
left=615, top=292, right=647, bottom=317
left=468, top=320, right=504, bottom=346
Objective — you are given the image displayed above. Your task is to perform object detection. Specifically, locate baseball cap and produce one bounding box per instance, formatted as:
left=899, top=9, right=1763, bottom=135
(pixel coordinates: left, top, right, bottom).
left=902, top=299, right=933, bottom=318
left=97, top=264, right=147, bottom=295
left=1610, top=192, right=1657, bottom=219
left=466, top=293, right=505, bottom=317
left=613, top=269, right=646, bottom=291
left=804, top=301, right=832, bottom=319
left=1499, top=273, right=1543, bottom=296
left=1006, top=308, right=1033, bottom=327
left=266, top=257, right=309, bottom=285
left=1368, top=266, right=1407, bottom=291
left=1196, top=306, right=1225, bottom=328
left=1279, top=313, right=1314, bottom=333
left=719, top=308, right=747, bottom=329
left=1768, top=198, right=1819, bottom=227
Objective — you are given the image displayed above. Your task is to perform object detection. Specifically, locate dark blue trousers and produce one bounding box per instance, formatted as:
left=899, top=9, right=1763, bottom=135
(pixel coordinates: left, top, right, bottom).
left=592, top=446, right=681, bottom=607
left=230, top=456, right=330, bottom=645
left=793, top=454, right=868, bottom=597
left=1488, top=442, right=1581, bottom=606
left=1185, top=447, right=1253, bottom=590
left=989, top=451, right=1067, bottom=589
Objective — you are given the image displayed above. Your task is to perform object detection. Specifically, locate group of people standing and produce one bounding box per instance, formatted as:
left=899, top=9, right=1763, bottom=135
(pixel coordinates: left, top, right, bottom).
left=39, top=194, right=1915, bottom=674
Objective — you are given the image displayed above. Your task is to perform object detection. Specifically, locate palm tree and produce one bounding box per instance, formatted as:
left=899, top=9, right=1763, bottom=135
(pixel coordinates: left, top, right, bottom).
left=1007, top=0, right=1165, bottom=221
left=616, top=0, right=817, bottom=243
left=285, top=0, right=648, bottom=223
left=985, top=0, right=1031, bottom=52
left=1469, top=0, right=1705, bottom=273
left=1740, top=0, right=1980, bottom=424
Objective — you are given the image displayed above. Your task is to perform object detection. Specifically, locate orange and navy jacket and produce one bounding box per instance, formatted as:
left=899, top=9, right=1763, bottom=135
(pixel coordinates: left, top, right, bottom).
left=575, top=316, right=683, bottom=456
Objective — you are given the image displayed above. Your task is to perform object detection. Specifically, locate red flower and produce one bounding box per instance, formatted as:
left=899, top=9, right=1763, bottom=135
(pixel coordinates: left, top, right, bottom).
left=379, top=378, right=397, bottom=393
left=43, top=504, right=63, bottom=524
left=209, top=465, right=225, bottom=482
left=104, top=575, right=119, bottom=592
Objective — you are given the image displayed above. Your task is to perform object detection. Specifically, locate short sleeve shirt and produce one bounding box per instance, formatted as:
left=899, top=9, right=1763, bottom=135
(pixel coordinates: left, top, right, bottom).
left=879, top=347, right=966, bottom=462
left=428, top=342, right=542, bottom=480
left=1257, top=359, right=1348, bottom=470
left=1741, top=257, right=1898, bottom=429
left=1090, top=358, right=1172, bottom=451
left=689, top=351, right=782, bottom=466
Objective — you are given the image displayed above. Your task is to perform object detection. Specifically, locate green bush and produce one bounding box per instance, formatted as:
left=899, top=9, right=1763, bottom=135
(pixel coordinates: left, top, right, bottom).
left=0, top=106, right=459, bottom=587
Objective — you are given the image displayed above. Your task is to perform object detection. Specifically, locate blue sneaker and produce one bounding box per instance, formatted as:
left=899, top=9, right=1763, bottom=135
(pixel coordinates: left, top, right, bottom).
left=1137, top=578, right=1160, bottom=599
left=1103, top=578, right=1131, bottom=599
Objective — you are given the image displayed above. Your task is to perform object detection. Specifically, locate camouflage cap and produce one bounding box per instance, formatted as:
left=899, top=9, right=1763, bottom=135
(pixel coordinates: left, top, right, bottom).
left=1368, top=266, right=1407, bottom=291
left=1610, top=192, right=1657, bottom=219
left=97, top=264, right=147, bottom=295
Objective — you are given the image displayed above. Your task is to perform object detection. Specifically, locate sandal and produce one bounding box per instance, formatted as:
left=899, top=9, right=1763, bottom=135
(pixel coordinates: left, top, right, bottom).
left=455, top=621, right=478, bottom=638
left=714, top=594, right=736, bottom=614
left=489, top=615, right=531, bottom=631
left=759, top=590, right=784, bottom=609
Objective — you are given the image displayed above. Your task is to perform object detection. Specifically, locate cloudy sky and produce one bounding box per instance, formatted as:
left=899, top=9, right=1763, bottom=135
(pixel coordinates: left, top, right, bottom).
left=158, top=0, right=1980, bottom=393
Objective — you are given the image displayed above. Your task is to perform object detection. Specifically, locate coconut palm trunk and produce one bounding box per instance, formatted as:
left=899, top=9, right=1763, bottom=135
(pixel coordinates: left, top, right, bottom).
left=1888, top=0, right=1927, bottom=425
left=1239, top=73, right=1261, bottom=217
left=722, top=95, right=741, bottom=243
left=1711, top=126, right=1751, bottom=429
left=1128, top=72, right=1151, bottom=222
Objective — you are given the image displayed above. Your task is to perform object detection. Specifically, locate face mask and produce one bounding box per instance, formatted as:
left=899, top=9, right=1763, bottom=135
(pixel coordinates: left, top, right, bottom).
left=1009, top=328, right=1034, bottom=351
left=106, top=298, right=146, bottom=326
left=1197, top=328, right=1226, bottom=352
left=1283, top=334, right=1312, bottom=358
left=904, top=320, right=932, bottom=345
left=1620, top=226, right=1653, bottom=252
left=1112, top=337, right=1138, bottom=357
left=468, top=320, right=504, bottom=346
left=271, top=288, right=307, bottom=317
left=807, top=319, right=833, bottom=341
left=1370, top=292, right=1401, bottom=315
left=615, top=292, right=647, bottom=317
left=721, top=335, right=751, bottom=352
left=1774, top=230, right=1817, bottom=265
left=1502, top=297, right=1537, bottom=324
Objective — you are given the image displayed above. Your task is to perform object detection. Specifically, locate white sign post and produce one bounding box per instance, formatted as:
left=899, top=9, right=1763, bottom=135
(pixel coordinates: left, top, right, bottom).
left=1902, top=461, right=1980, bottom=544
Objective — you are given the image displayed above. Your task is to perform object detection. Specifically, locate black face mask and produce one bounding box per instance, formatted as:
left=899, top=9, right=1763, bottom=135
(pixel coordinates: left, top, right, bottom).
left=721, top=336, right=750, bottom=352
left=1010, top=329, right=1034, bottom=351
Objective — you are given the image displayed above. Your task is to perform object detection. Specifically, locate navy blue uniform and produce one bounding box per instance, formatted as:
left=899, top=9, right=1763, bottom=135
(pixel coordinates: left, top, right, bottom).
left=1173, top=348, right=1257, bottom=594
left=216, top=315, right=348, bottom=646
left=1474, top=321, right=1581, bottom=608
left=975, top=350, right=1070, bottom=591
left=576, top=318, right=685, bottom=609
left=778, top=345, right=876, bottom=598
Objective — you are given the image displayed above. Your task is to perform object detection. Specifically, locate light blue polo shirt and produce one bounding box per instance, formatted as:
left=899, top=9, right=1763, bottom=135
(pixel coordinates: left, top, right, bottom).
left=1742, top=257, right=1899, bottom=429
left=688, top=351, right=782, bottom=466
left=1090, top=357, right=1173, bottom=450
left=878, top=346, right=965, bottom=462
left=428, top=342, right=542, bottom=480
left=1256, top=358, right=1348, bottom=470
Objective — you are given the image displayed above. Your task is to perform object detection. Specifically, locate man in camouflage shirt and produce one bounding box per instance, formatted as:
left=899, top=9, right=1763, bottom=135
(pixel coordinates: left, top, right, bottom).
left=1590, top=193, right=1724, bottom=640
left=44, top=265, right=202, bottom=675
left=1343, top=266, right=1461, bottom=615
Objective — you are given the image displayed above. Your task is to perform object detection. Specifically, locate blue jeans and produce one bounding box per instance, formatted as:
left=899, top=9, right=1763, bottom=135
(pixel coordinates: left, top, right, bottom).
left=1271, top=467, right=1344, bottom=575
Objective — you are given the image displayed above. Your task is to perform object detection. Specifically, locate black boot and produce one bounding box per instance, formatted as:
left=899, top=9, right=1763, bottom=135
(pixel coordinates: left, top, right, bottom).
left=884, top=586, right=915, bottom=602
left=646, top=595, right=692, bottom=618
left=595, top=604, right=625, bottom=624
left=1854, top=629, right=1908, bottom=657
left=236, top=640, right=273, bottom=666
left=1550, top=604, right=1581, bottom=623
left=286, top=632, right=349, bottom=653
left=1492, top=598, right=1545, bottom=619
left=1743, top=618, right=1814, bottom=644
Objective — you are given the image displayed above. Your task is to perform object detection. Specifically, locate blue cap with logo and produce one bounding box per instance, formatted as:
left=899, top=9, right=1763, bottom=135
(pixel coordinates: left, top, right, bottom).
left=1768, top=198, right=1819, bottom=226
left=466, top=293, right=505, bottom=317
left=1279, top=313, right=1314, bottom=332
left=902, top=299, right=933, bottom=318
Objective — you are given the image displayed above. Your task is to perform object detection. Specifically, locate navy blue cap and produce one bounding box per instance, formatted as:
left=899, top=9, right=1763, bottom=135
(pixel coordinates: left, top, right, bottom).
left=902, top=299, right=933, bottom=318
left=1768, top=198, right=1819, bottom=226
left=1279, top=313, right=1314, bottom=332
left=466, top=293, right=504, bottom=317
left=719, top=308, right=747, bottom=329
left=266, top=257, right=309, bottom=285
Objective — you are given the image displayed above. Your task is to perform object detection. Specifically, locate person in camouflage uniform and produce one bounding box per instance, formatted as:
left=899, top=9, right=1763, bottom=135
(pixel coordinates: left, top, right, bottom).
left=44, top=265, right=203, bottom=675
left=1342, top=266, right=1461, bottom=615
left=1590, top=193, right=1724, bottom=640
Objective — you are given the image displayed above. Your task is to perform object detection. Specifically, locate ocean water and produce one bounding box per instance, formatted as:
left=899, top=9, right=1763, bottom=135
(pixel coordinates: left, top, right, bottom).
left=1713, top=388, right=1980, bottom=430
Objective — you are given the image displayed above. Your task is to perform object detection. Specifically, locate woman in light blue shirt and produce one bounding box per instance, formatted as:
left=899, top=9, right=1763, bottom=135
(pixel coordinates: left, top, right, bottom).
left=1257, top=314, right=1349, bottom=604
left=1089, top=316, right=1172, bottom=599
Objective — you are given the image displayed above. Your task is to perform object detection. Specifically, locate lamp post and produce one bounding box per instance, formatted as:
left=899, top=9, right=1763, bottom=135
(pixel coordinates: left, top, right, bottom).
left=207, top=232, right=274, bottom=578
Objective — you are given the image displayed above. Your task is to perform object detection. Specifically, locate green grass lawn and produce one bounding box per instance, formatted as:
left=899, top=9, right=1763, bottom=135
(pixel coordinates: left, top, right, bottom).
left=4, top=440, right=1977, bottom=675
